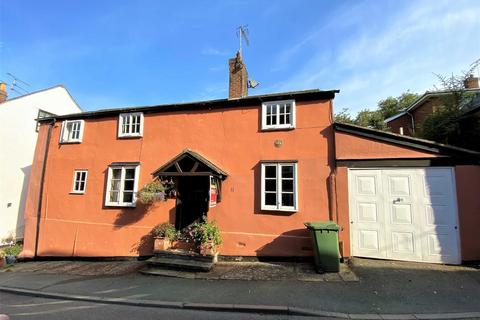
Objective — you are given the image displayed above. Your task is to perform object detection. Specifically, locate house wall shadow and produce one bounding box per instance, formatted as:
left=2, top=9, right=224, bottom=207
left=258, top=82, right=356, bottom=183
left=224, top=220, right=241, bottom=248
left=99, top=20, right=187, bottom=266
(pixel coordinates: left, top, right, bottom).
left=255, top=228, right=313, bottom=259
left=16, top=165, right=32, bottom=240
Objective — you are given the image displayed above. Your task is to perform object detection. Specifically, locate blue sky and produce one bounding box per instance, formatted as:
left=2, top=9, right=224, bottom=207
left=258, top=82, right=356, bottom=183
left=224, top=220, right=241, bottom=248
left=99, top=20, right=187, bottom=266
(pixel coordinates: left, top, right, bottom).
left=1, top=0, right=479, bottom=113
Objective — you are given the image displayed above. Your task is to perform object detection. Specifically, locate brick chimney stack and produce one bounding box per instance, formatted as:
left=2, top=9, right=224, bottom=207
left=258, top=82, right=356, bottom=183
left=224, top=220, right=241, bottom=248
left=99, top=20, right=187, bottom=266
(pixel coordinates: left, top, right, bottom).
left=464, top=74, right=479, bottom=89
left=228, top=51, right=248, bottom=99
left=0, top=82, right=7, bottom=103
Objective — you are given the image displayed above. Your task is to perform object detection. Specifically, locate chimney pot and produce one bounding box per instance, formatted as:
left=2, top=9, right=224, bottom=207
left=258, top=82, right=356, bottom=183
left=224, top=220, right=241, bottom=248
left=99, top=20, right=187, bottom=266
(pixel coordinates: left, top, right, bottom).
left=464, top=74, right=479, bottom=89
left=228, top=51, right=248, bottom=99
left=0, top=82, right=7, bottom=103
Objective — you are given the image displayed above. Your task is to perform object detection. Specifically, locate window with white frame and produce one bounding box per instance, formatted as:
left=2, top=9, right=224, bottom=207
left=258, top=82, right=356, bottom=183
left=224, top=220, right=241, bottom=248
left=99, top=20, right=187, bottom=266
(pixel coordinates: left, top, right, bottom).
left=60, top=120, right=84, bottom=143
left=261, top=100, right=296, bottom=130
left=71, top=170, right=88, bottom=194
left=261, top=162, right=297, bottom=211
left=105, top=165, right=140, bottom=207
left=118, top=112, right=143, bottom=137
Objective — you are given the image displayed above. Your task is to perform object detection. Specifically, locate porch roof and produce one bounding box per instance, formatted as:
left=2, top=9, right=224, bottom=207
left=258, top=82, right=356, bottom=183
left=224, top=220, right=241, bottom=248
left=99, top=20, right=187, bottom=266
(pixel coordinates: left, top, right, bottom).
left=152, top=149, right=228, bottom=180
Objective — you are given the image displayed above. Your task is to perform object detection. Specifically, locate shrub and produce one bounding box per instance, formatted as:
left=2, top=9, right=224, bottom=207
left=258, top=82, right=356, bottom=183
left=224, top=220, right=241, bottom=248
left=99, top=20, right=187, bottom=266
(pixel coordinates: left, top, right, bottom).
left=152, top=222, right=178, bottom=240
left=195, top=216, right=222, bottom=247
left=2, top=244, right=22, bottom=257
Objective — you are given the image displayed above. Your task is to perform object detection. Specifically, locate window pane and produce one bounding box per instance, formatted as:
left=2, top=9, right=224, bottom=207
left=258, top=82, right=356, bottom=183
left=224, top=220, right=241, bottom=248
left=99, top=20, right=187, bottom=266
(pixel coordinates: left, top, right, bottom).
left=266, top=115, right=272, bottom=126
left=282, top=193, right=294, bottom=207
left=265, top=192, right=277, bottom=206
left=79, top=181, right=85, bottom=191
left=75, top=181, right=80, bottom=191
left=265, top=179, right=276, bottom=192
left=279, top=114, right=285, bottom=124
left=282, top=179, right=294, bottom=192
left=265, top=165, right=276, bottom=178
left=109, top=191, right=119, bottom=202
left=123, top=192, right=133, bottom=203
left=110, top=179, right=121, bottom=191
left=112, top=168, right=121, bottom=179
left=286, top=114, right=290, bottom=124
left=281, top=165, right=294, bottom=178
left=124, top=179, right=134, bottom=191
left=125, top=169, right=135, bottom=179
left=279, top=104, right=285, bottom=114
left=81, top=172, right=86, bottom=181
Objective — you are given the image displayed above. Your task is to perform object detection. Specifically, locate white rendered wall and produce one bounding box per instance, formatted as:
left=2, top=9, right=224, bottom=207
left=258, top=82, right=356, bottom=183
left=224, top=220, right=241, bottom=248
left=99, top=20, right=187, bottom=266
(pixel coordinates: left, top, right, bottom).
left=0, top=86, right=81, bottom=243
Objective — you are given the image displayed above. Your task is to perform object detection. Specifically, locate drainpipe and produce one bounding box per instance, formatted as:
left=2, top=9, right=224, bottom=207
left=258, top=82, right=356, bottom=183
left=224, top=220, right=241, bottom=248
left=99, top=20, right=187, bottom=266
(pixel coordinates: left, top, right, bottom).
left=406, top=111, right=415, bottom=134
left=34, top=119, right=55, bottom=258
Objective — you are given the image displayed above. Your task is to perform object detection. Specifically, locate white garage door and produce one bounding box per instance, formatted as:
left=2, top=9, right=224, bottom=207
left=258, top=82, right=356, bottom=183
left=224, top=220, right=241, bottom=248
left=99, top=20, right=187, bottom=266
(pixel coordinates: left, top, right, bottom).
left=349, top=168, right=460, bottom=264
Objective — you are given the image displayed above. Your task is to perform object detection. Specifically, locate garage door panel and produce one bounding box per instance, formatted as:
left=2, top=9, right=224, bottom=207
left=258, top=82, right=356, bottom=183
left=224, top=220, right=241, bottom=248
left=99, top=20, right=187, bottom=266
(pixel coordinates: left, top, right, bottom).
left=358, top=230, right=382, bottom=253
left=391, top=232, right=416, bottom=255
left=391, top=204, right=413, bottom=224
left=357, top=203, right=378, bottom=223
left=350, top=168, right=460, bottom=264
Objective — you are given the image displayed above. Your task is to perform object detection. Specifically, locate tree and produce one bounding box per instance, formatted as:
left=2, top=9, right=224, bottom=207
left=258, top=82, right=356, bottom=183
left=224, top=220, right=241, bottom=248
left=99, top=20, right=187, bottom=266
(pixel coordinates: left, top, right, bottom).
left=420, top=59, right=480, bottom=150
left=333, top=108, right=355, bottom=124
left=377, top=91, right=420, bottom=119
left=355, top=109, right=387, bottom=130
left=334, top=91, right=420, bottom=131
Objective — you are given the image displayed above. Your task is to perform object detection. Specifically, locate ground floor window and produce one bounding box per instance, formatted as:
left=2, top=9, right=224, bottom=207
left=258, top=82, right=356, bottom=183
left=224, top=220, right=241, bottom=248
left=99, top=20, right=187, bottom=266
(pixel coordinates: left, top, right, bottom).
left=105, top=165, right=140, bottom=207
left=71, top=170, right=88, bottom=194
left=261, top=162, right=297, bottom=211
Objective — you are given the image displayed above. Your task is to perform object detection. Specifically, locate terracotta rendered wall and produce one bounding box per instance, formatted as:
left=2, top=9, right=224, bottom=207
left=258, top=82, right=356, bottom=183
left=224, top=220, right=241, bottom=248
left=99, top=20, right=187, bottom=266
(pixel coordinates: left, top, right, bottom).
left=455, top=165, right=480, bottom=261
left=22, top=100, right=335, bottom=258
left=335, top=131, right=441, bottom=160
left=20, top=124, right=50, bottom=258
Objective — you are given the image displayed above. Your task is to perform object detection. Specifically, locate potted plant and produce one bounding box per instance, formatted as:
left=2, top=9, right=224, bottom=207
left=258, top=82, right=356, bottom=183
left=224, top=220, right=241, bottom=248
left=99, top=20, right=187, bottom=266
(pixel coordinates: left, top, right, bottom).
left=197, top=216, right=222, bottom=256
left=138, top=180, right=167, bottom=205
left=152, top=222, right=177, bottom=252
left=3, top=243, right=22, bottom=264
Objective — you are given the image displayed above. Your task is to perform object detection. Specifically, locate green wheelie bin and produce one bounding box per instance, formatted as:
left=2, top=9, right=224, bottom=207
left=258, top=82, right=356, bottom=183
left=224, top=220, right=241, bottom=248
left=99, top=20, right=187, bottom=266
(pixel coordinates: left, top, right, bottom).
left=304, top=221, right=340, bottom=273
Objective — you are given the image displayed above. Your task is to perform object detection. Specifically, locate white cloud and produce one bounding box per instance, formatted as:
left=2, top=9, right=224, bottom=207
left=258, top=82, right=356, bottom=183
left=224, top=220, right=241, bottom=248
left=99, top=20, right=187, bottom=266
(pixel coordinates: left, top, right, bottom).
left=274, top=0, right=480, bottom=113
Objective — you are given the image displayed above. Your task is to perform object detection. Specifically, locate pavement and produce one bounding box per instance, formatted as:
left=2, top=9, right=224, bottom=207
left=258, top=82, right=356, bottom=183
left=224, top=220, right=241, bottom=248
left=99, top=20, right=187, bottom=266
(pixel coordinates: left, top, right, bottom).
left=0, top=258, right=479, bottom=319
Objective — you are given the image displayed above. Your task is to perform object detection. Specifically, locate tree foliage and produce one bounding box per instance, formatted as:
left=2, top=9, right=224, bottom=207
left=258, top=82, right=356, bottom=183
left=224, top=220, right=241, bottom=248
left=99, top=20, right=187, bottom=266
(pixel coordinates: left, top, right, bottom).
left=420, top=58, right=480, bottom=150
left=334, top=91, right=419, bottom=131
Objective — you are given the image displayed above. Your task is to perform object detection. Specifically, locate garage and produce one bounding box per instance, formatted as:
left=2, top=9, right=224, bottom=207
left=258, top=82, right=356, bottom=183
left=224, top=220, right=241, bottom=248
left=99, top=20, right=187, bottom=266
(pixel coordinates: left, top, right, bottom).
left=333, top=122, right=480, bottom=263
left=348, top=168, right=460, bottom=264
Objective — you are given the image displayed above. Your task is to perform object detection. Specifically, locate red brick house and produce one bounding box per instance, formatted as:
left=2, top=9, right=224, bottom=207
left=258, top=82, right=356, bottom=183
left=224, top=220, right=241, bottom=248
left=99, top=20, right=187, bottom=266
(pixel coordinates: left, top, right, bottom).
left=385, top=75, right=480, bottom=135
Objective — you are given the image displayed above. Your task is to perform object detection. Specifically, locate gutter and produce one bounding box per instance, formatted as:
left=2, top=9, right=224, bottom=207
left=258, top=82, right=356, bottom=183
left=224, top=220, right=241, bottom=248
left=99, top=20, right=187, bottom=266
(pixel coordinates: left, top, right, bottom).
left=34, top=119, right=55, bottom=258
left=406, top=111, right=415, bottom=134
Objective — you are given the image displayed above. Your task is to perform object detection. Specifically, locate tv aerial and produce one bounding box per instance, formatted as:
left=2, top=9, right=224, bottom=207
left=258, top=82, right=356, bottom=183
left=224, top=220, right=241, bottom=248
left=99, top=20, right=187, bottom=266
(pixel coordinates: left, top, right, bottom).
left=6, top=72, right=30, bottom=95
left=237, top=25, right=249, bottom=56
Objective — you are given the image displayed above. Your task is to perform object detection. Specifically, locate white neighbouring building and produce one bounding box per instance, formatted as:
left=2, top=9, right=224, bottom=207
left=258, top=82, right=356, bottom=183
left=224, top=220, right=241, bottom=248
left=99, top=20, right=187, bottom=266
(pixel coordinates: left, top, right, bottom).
left=0, top=84, right=82, bottom=244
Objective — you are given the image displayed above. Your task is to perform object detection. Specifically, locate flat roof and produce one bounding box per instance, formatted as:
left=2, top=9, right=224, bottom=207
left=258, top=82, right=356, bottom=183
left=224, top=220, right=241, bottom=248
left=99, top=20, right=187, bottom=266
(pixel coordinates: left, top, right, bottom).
left=38, top=89, right=339, bottom=122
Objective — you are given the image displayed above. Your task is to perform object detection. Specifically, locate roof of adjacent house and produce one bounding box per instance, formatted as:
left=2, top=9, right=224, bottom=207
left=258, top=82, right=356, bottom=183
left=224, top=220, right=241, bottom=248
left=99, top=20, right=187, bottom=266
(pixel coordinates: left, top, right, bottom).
left=334, top=121, right=480, bottom=160
left=0, top=84, right=82, bottom=111
left=37, top=89, right=339, bottom=122
left=384, top=88, right=480, bottom=123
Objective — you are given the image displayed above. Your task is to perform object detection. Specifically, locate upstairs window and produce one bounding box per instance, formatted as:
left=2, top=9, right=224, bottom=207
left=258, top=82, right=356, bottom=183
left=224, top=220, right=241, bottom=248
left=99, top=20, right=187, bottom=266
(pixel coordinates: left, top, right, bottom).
left=71, top=170, right=88, bottom=194
left=118, top=112, right=143, bottom=138
left=261, top=162, right=298, bottom=212
left=105, top=165, right=140, bottom=207
left=261, top=100, right=296, bottom=130
left=60, top=120, right=84, bottom=143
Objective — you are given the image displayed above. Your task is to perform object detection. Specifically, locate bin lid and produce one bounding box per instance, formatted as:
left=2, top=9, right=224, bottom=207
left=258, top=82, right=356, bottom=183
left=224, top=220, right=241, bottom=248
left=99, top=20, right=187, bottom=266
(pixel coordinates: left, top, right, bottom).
left=304, top=221, right=340, bottom=231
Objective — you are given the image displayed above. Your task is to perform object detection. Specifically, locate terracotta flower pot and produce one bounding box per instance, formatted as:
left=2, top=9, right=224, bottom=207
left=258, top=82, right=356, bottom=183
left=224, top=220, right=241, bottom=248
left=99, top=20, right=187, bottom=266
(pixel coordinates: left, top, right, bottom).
left=154, top=237, right=171, bottom=252
left=171, top=240, right=196, bottom=251
left=0, top=257, right=5, bottom=268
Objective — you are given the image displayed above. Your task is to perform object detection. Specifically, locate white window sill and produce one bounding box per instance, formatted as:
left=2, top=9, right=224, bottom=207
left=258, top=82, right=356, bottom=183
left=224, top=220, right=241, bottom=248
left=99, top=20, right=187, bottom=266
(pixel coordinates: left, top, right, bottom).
left=261, top=206, right=297, bottom=212
left=60, top=140, right=82, bottom=144
left=261, top=126, right=295, bottom=131
left=118, top=134, right=143, bottom=139
left=105, top=203, right=137, bottom=208
left=70, top=191, right=85, bottom=195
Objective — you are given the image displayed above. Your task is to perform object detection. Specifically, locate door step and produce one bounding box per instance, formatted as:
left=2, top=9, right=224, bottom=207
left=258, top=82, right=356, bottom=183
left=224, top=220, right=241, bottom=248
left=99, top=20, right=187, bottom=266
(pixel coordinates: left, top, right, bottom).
left=144, top=249, right=217, bottom=274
